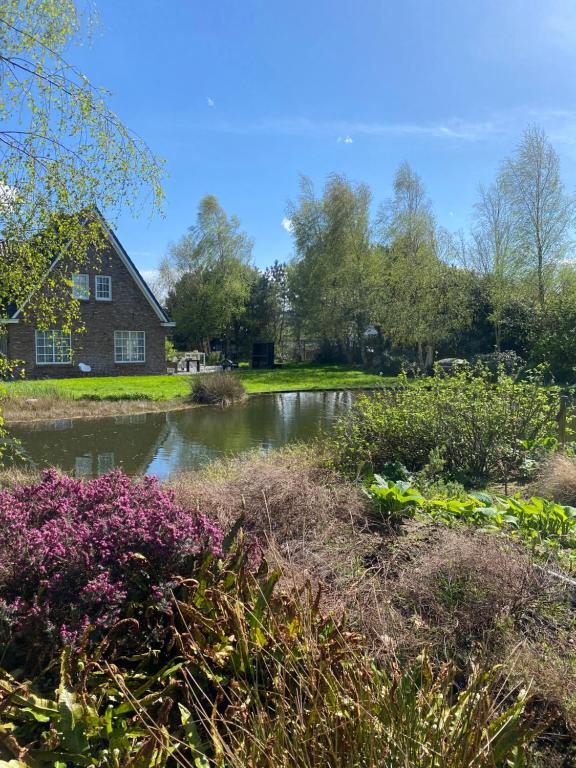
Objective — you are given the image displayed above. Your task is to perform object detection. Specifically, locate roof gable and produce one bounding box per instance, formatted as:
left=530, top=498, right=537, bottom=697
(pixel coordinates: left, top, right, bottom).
left=2, top=210, right=174, bottom=326
left=95, top=210, right=173, bottom=326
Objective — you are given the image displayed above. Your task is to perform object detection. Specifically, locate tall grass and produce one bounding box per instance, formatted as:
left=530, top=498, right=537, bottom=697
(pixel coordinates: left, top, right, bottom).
left=181, top=588, right=536, bottom=768
left=189, top=372, right=246, bottom=406
left=1, top=381, right=73, bottom=402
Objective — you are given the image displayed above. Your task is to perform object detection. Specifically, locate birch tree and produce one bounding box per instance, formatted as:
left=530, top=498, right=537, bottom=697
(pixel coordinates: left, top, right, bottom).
left=501, top=126, right=575, bottom=307
left=470, top=180, right=521, bottom=350
left=0, top=0, right=164, bottom=330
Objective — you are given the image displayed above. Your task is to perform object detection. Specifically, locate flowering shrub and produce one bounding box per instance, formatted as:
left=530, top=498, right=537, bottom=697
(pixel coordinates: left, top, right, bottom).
left=0, top=469, right=223, bottom=646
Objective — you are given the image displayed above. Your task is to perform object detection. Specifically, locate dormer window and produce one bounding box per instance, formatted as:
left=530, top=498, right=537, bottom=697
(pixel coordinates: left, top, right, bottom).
left=95, top=275, right=112, bottom=301
left=72, top=273, right=90, bottom=300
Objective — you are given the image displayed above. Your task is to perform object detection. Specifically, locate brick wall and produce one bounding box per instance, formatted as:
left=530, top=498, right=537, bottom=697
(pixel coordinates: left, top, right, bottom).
left=7, top=244, right=169, bottom=379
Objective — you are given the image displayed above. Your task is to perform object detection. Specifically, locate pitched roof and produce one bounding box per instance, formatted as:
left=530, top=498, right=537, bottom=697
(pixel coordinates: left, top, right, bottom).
left=1, top=210, right=174, bottom=326
left=94, top=209, right=173, bottom=326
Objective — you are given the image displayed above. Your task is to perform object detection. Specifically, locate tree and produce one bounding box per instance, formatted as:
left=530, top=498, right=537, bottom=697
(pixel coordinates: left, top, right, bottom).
left=164, top=196, right=256, bottom=353
left=287, top=174, right=383, bottom=362
left=0, top=1, right=164, bottom=330
left=470, top=180, right=522, bottom=350
left=0, top=0, right=164, bottom=463
left=379, top=161, right=435, bottom=255
left=243, top=261, right=290, bottom=356
left=501, top=125, right=575, bottom=307
left=378, top=163, right=471, bottom=368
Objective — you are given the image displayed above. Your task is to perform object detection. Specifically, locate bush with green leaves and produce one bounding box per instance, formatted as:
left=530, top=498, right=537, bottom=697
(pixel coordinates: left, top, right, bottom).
left=366, top=475, right=576, bottom=565
left=332, top=365, right=569, bottom=484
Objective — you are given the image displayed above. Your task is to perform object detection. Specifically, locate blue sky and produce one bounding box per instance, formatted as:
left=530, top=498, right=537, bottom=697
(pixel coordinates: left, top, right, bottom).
left=69, top=0, right=576, bottom=279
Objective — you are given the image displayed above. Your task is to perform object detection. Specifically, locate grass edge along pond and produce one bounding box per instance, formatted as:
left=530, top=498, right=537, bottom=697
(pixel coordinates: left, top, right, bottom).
left=1, top=363, right=391, bottom=422
left=3, top=363, right=388, bottom=400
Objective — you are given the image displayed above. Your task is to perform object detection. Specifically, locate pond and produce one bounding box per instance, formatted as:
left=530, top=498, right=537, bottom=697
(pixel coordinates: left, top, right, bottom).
left=9, top=391, right=355, bottom=479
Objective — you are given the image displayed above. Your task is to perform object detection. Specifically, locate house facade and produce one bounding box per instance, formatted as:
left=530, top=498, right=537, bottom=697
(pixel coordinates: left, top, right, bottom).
left=1, top=218, right=174, bottom=378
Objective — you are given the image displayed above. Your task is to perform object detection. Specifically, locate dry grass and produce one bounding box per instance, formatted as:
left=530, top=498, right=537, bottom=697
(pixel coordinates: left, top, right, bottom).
left=532, top=453, right=576, bottom=506
left=168, top=448, right=573, bottom=664
left=1, top=395, right=195, bottom=424
left=390, top=529, right=560, bottom=654
left=169, top=446, right=389, bottom=634
left=189, top=372, right=247, bottom=406
left=171, top=447, right=576, bottom=762
left=0, top=465, right=40, bottom=489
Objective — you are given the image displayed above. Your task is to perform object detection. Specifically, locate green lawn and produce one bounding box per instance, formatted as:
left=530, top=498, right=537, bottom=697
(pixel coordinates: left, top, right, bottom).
left=238, top=363, right=391, bottom=392
left=4, top=364, right=391, bottom=401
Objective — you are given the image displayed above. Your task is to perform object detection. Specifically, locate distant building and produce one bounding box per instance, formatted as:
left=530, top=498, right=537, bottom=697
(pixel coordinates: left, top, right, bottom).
left=0, top=212, right=174, bottom=378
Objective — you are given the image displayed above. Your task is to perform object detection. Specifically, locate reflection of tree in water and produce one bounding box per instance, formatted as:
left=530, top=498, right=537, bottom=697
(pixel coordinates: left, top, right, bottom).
left=156, top=393, right=354, bottom=474
left=12, top=393, right=355, bottom=479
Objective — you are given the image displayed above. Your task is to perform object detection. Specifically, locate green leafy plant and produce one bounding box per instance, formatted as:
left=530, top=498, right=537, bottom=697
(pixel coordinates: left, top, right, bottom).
left=366, top=476, right=576, bottom=564
left=364, top=476, right=424, bottom=527
left=332, top=365, right=570, bottom=484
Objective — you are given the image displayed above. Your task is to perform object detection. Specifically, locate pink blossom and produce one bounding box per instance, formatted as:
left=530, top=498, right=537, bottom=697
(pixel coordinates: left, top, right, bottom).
left=0, top=469, right=223, bottom=645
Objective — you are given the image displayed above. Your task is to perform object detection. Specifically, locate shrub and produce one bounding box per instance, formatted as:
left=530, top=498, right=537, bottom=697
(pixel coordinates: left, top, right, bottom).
left=332, top=365, right=568, bottom=483
left=189, top=372, right=246, bottom=405
left=392, top=529, right=555, bottom=654
left=473, top=350, right=524, bottom=377
left=0, top=469, right=223, bottom=657
left=168, top=446, right=366, bottom=543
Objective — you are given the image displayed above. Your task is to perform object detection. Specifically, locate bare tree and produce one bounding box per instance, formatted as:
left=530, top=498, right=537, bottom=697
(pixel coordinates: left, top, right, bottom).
left=501, top=126, right=575, bottom=307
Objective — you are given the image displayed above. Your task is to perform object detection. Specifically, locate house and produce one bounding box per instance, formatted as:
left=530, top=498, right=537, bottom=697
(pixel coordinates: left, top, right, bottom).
left=0, top=213, right=174, bottom=378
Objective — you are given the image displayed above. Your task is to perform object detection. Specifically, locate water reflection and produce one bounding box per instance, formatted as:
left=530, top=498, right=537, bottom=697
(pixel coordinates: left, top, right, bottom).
left=10, top=391, right=354, bottom=479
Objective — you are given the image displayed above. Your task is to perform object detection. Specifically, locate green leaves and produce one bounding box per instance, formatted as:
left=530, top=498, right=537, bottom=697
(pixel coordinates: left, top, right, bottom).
left=333, top=364, right=572, bottom=484
left=0, top=0, right=164, bottom=336
left=365, top=476, right=424, bottom=526
left=366, top=476, right=576, bottom=563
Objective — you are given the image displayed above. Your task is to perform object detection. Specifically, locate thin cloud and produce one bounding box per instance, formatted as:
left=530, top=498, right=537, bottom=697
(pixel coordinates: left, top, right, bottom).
left=281, top=217, right=293, bottom=233
left=207, top=97, right=215, bottom=108
left=197, top=114, right=501, bottom=142
left=175, top=106, right=576, bottom=152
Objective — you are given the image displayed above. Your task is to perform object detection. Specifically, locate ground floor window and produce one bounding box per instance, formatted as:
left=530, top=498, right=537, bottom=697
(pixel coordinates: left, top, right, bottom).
left=114, top=330, right=145, bottom=363
left=35, top=330, right=72, bottom=364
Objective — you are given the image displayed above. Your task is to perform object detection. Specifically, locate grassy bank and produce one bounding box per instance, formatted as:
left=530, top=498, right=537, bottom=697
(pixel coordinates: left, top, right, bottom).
left=1, top=363, right=390, bottom=422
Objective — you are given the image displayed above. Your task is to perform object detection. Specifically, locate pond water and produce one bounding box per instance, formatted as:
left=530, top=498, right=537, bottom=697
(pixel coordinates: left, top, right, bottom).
left=10, top=391, right=355, bottom=479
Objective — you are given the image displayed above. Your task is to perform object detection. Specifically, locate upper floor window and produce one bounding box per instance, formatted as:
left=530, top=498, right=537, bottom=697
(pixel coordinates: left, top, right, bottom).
left=72, top=273, right=89, bottom=300
left=114, top=330, right=145, bottom=363
left=35, top=330, right=72, bottom=364
left=95, top=275, right=112, bottom=301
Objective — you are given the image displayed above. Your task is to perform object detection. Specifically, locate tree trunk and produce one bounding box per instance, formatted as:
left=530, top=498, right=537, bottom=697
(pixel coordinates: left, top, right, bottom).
left=417, top=341, right=425, bottom=370
left=537, top=242, right=545, bottom=307
left=494, top=320, right=501, bottom=353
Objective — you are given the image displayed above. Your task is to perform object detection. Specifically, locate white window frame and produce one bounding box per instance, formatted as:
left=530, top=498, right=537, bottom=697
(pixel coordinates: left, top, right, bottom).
left=114, top=330, right=146, bottom=363
left=35, top=330, right=72, bottom=365
left=95, top=275, right=112, bottom=301
left=72, top=273, right=90, bottom=301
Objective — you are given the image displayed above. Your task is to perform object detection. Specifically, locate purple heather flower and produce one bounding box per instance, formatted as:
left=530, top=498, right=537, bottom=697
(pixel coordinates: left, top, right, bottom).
left=0, top=469, right=223, bottom=645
